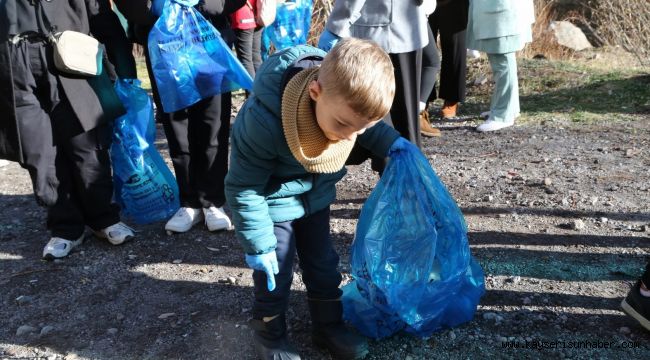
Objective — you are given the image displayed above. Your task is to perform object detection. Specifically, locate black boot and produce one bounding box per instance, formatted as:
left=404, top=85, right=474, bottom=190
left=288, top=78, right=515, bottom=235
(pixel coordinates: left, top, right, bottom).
left=249, top=314, right=301, bottom=360
left=309, top=299, right=369, bottom=359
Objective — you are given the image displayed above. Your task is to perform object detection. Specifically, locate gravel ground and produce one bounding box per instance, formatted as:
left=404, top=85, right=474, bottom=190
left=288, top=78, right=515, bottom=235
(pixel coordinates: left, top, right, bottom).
left=1, top=113, right=649, bottom=359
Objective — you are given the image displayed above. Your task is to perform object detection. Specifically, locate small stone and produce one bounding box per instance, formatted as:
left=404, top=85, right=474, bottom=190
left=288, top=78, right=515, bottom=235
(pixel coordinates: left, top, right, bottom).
left=483, top=195, right=494, bottom=202
left=625, top=148, right=640, bottom=157
left=571, top=220, right=585, bottom=231
left=561, top=198, right=570, bottom=206
left=128, top=254, right=137, bottom=260
left=40, top=325, right=55, bottom=336
left=619, top=326, right=631, bottom=334
left=47, top=355, right=57, bottom=360
left=64, top=354, right=80, bottom=360
left=107, top=328, right=118, bottom=335
left=172, top=259, right=183, bottom=264
left=16, top=325, right=37, bottom=336
left=15, top=295, right=34, bottom=305
left=227, top=277, right=237, bottom=285
left=449, top=331, right=456, bottom=340
left=158, top=313, right=176, bottom=319
left=590, top=196, right=599, bottom=205
left=642, top=224, right=649, bottom=232
left=543, top=177, right=553, bottom=186
left=599, top=217, right=608, bottom=223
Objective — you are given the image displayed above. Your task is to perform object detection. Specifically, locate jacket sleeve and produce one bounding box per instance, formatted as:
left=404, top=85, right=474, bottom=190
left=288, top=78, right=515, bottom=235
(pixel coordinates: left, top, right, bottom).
left=324, top=0, right=367, bottom=37
left=224, top=103, right=279, bottom=255
left=88, top=0, right=137, bottom=79
left=356, top=121, right=400, bottom=158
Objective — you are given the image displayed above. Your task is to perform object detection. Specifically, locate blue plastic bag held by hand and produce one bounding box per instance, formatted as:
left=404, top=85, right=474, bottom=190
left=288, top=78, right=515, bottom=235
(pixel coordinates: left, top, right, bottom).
left=342, top=139, right=485, bottom=339
left=148, top=0, right=253, bottom=113
left=110, top=79, right=180, bottom=224
left=262, top=0, right=312, bottom=56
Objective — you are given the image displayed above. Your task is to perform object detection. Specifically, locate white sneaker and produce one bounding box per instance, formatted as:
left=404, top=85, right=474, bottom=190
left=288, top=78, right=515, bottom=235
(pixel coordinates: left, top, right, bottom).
left=476, top=118, right=515, bottom=132
left=165, top=207, right=202, bottom=233
left=480, top=111, right=520, bottom=120
left=94, top=222, right=135, bottom=245
left=203, top=206, right=233, bottom=232
left=43, top=235, right=84, bottom=260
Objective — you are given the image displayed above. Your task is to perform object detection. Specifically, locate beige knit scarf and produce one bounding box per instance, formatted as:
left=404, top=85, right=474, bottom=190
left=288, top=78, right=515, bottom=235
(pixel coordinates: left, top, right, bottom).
left=281, top=67, right=355, bottom=173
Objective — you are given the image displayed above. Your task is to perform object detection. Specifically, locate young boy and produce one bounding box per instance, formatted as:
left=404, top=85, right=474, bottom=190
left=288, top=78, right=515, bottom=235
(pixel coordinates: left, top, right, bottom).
left=225, top=38, right=404, bottom=359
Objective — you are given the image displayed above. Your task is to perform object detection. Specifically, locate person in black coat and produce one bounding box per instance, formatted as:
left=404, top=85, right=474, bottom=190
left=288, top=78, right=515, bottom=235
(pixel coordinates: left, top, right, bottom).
left=0, top=0, right=137, bottom=259
left=114, top=0, right=246, bottom=234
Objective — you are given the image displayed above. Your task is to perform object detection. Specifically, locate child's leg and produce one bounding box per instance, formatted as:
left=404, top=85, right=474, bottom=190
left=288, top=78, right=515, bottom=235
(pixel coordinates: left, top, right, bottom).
left=252, top=220, right=297, bottom=318
left=293, top=207, right=368, bottom=359
left=250, top=220, right=300, bottom=359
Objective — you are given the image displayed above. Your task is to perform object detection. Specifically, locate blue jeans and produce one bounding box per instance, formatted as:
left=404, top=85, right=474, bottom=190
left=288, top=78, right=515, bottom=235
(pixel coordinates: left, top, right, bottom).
left=253, top=207, right=342, bottom=318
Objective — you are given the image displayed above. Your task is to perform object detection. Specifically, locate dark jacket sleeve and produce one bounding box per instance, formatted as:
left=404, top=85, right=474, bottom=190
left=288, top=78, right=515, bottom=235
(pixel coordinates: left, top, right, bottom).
left=87, top=0, right=138, bottom=79
left=199, top=0, right=246, bottom=17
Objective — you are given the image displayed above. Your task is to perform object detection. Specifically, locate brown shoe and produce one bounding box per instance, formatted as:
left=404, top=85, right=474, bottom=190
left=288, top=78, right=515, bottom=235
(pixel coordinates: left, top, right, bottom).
left=440, top=101, right=458, bottom=119
left=420, top=110, right=441, bottom=137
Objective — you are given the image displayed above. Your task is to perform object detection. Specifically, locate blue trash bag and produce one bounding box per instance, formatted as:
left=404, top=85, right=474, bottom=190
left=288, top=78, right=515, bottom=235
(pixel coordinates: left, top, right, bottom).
left=262, top=0, right=312, bottom=58
left=148, top=0, right=253, bottom=113
left=110, top=79, right=180, bottom=224
left=342, top=140, right=485, bottom=339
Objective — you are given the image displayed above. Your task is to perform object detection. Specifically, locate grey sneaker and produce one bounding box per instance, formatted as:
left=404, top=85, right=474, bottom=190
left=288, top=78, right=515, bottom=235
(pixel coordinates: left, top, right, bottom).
left=43, top=235, right=84, bottom=260
left=94, top=222, right=135, bottom=245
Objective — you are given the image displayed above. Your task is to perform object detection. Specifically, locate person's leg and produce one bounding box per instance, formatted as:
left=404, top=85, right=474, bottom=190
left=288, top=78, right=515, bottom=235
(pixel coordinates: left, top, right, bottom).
left=250, top=220, right=300, bottom=359
left=252, top=26, right=264, bottom=73
left=486, top=52, right=518, bottom=123
left=161, top=110, right=198, bottom=208
left=387, top=50, right=422, bottom=149
left=294, top=207, right=368, bottom=359
left=419, top=23, right=442, bottom=137
left=186, top=94, right=230, bottom=209
left=436, top=5, right=468, bottom=104
left=420, top=24, right=440, bottom=109
left=234, top=28, right=255, bottom=78
left=62, top=124, right=121, bottom=232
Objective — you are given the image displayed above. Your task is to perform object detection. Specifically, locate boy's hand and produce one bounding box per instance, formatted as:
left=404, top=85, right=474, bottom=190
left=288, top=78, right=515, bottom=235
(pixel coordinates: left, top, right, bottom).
left=245, top=252, right=279, bottom=291
left=318, top=30, right=340, bottom=52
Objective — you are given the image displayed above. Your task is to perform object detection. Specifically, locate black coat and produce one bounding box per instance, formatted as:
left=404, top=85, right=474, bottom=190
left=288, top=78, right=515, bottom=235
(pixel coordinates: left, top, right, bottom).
left=0, top=0, right=129, bottom=162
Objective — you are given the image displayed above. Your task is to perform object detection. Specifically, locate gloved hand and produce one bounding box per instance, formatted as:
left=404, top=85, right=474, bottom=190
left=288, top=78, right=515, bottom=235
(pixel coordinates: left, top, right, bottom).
left=246, top=252, right=279, bottom=291
left=318, top=30, right=341, bottom=52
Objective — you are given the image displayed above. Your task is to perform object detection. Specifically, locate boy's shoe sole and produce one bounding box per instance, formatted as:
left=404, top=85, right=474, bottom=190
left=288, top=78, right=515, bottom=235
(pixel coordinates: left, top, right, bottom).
left=621, top=298, right=650, bottom=331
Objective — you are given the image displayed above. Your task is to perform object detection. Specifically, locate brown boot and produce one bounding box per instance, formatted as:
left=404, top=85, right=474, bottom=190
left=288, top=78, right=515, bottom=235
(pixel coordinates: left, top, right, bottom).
left=440, top=101, right=458, bottom=119
left=420, top=110, right=441, bottom=137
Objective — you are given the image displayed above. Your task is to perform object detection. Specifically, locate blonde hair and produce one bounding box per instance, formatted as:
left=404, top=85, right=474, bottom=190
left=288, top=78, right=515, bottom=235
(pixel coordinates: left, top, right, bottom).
left=319, top=38, right=395, bottom=121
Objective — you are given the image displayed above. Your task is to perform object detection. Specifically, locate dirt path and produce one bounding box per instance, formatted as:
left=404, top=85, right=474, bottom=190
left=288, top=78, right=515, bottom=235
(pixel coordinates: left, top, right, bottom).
left=1, top=117, right=649, bottom=360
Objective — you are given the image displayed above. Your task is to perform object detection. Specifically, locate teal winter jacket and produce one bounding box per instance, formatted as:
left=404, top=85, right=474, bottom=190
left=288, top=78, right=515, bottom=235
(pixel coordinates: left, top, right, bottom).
left=224, top=45, right=400, bottom=255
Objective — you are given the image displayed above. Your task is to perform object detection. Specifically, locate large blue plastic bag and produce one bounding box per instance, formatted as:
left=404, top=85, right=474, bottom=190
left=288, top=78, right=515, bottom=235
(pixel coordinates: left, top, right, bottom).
left=148, top=0, right=253, bottom=113
left=262, top=0, right=312, bottom=57
left=342, top=140, right=485, bottom=339
left=110, top=79, right=180, bottom=224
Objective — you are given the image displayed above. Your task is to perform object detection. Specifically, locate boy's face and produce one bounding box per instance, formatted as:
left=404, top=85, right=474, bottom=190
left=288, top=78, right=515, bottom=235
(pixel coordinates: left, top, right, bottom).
left=308, top=80, right=380, bottom=141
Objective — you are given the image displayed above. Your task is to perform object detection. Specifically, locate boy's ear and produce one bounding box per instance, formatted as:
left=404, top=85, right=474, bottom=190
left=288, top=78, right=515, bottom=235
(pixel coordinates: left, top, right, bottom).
left=308, top=80, right=322, bottom=102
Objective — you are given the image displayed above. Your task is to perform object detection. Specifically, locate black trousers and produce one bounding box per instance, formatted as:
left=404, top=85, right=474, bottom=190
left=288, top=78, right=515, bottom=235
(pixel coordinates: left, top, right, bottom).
left=346, top=49, right=422, bottom=174
left=420, top=23, right=442, bottom=105
left=144, top=38, right=232, bottom=210
left=234, top=27, right=263, bottom=78
left=428, top=0, right=469, bottom=103
left=160, top=94, right=231, bottom=209
left=11, top=41, right=119, bottom=239
left=253, top=207, right=342, bottom=318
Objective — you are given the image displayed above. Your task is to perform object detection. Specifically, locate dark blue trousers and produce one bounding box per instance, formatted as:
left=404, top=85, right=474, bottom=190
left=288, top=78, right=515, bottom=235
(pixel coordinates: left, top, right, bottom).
left=253, top=207, right=342, bottom=318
